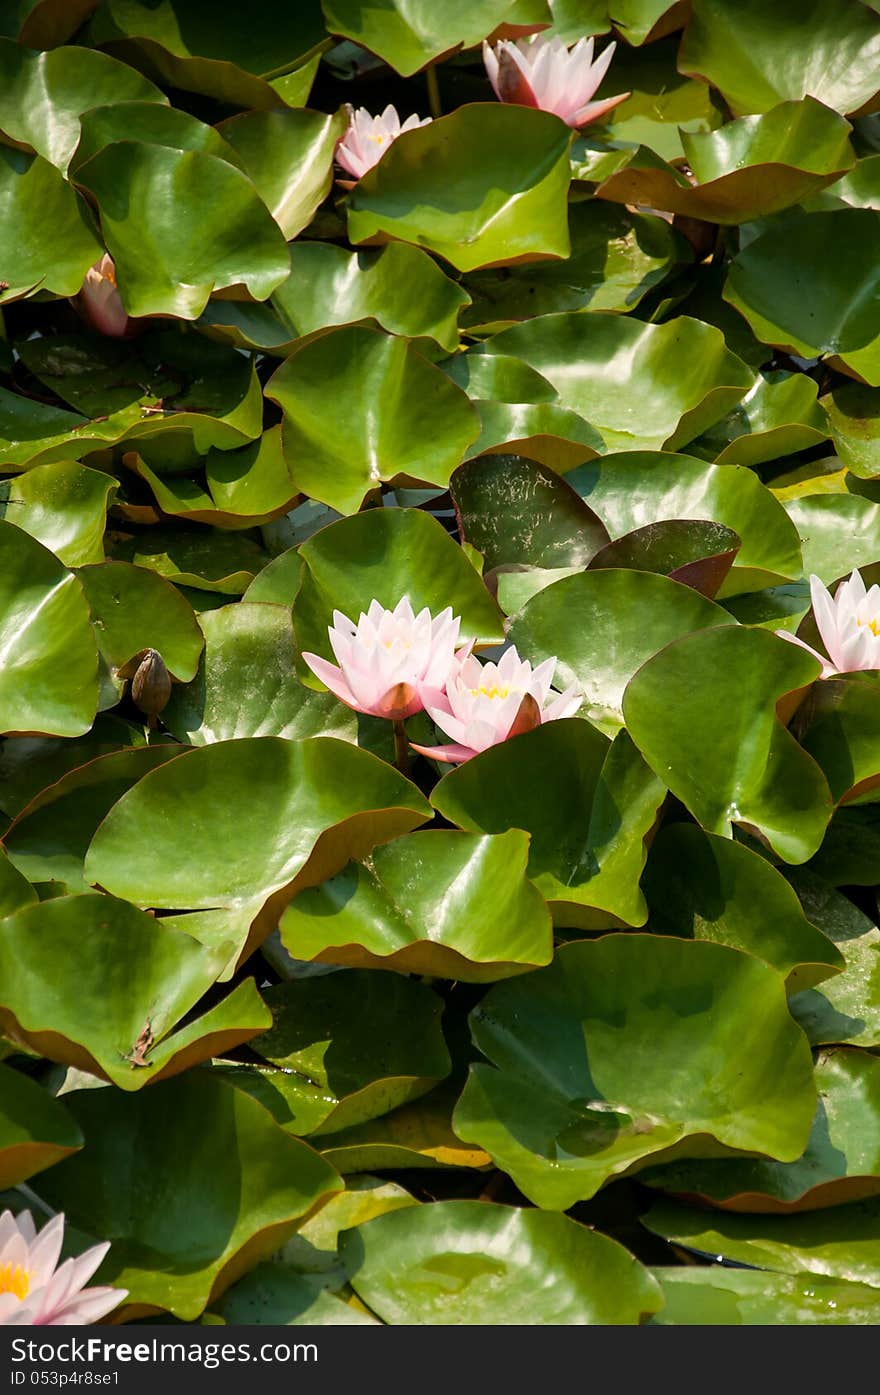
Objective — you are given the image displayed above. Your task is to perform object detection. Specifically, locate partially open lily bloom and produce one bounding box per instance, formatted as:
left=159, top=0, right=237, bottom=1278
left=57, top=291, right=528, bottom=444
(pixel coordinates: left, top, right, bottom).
left=412, top=646, right=582, bottom=764
left=335, top=105, right=432, bottom=180
left=482, top=33, right=629, bottom=128
left=303, top=596, right=467, bottom=721
left=779, top=571, right=880, bottom=678
left=75, top=254, right=130, bottom=337
left=0, top=1210, right=126, bottom=1326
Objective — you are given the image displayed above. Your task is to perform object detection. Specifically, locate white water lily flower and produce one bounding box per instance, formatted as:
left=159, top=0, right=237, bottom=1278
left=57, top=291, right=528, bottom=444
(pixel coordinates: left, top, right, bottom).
left=335, top=104, right=432, bottom=180
left=779, top=571, right=880, bottom=677
left=412, top=645, right=581, bottom=763
left=303, top=595, right=469, bottom=721
left=0, top=1210, right=126, bottom=1326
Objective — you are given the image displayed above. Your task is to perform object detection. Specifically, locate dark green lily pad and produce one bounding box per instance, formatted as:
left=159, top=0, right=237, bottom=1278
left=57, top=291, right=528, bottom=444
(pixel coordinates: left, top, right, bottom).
left=39, top=1072, right=342, bottom=1320
left=236, top=973, right=450, bottom=1136
left=624, top=625, right=832, bottom=864
left=0, top=893, right=268, bottom=1089
left=433, top=723, right=665, bottom=930
left=0, top=1062, right=82, bottom=1187
left=453, top=936, right=817, bottom=1208
left=643, top=824, right=843, bottom=993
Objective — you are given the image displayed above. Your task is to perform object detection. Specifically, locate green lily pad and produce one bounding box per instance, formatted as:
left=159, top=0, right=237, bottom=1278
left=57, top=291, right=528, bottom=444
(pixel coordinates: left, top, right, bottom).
left=321, top=0, right=522, bottom=75
left=0, top=847, right=37, bottom=915
left=453, top=936, right=817, bottom=1208
left=597, top=99, right=854, bottom=225
left=0, top=460, right=115, bottom=567
left=591, top=33, right=721, bottom=161
left=125, top=431, right=300, bottom=531
left=623, top=625, right=832, bottom=864
left=643, top=1196, right=880, bottom=1289
left=319, top=1085, right=492, bottom=1174
left=217, top=107, right=347, bottom=240
left=478, top=313, right=752, bottom=452
left=787, top=871, right=880, bottom=1048
left=510, top=567, right=734, bottom=732
left=450, top=456, right=609, bottom=571
left=825, top=382, right=880, bottom=478
left=74, top=142, right=290, bottom=319
left=347, top=105, right=572, bottom=273
left=2, top=0, right=101, bottom=46
left=341, top=1201, right=662, bottom=1324
left=294, top=508, right=505, bottom=673
left=77, top=560, right=203, bottom=683
left=433, top=723, right=665, bottom=929
left=688, top=373, right=829, bottom=468
left=650, top=1267, right=880, bottom=1325
left=0, top=1062, right=82, bottom=1187
left=679, top=0, right=880, bottom=117
left=462, top=202, right=689, bottom=325
left=3, top=745, right=184, bottom=893
left=782, top=495, right=880, bottom=582
left=267, top=326, right=479, bottom=515
left=163, top=603, right=356, bottom=747
left=212, top=1266, right=379, bottom=1325
left=39, top=1071, right=341, bottom=1320
left=71, top=100, right=237, bottom=171
left=278, top=828, right=553, bottom=980
left=84, top=737, right=431, bottom=960
left=643, top=824, right=843, bottom=993
left=0, top=521, right=98, bottom=737
left=0, top=714, right=150, bottom=820
left=642, top=1049, right=880, bottom=1213
left=725, top=210, right=880, bottom=364
left=0, top=893, right=269, bottom=1088
left=18, top=330, right=264, bottom=456
left=236, top=973, right=449, bottom=1136
left=0, top=37, right=165, bottom=172
left=87, top=0, right=327, bottom=107
left=112, top=529, right=267, bottom=596
left=799, top=678, right=880, bottom=803
left=0, top=148, right=101, bottom=301
left=0, top=387, right=136, bottom=471
left=275, top=242, right=470, bottom=354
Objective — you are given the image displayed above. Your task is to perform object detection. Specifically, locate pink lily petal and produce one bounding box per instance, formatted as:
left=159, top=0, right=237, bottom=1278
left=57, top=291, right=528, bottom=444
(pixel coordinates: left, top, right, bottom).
left=301, top=653, right=366, bottom=712
left=410, top=741, right=478, bottom=764
left=775, top=629, right=833, bottom=677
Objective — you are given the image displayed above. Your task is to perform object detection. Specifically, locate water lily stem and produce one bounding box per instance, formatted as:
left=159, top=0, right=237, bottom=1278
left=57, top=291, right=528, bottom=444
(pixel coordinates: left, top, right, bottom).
left=393, top=719, right=411, bottom=777
left=426, top=65, right=442, bottom=118
left=15, top=1182, right=56, bottom=1218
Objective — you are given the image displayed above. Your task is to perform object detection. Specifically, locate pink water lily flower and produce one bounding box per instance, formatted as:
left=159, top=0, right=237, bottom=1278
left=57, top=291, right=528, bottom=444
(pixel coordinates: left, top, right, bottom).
left=0, top=1210, right=126, bottom=1326
left=75, top=254, right=130, bottom=337
left=335, top=105, right=432, bottom=180
left=303, top=596, right=468, bottom=721
left=482, top=34, right=630, bottom=128
left=779, top=571, right=880, bottom=678
left=411, top=646, right=581, bottom=764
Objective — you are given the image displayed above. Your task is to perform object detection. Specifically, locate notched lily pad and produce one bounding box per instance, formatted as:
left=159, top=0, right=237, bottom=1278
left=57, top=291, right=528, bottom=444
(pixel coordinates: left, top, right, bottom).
left=452, top=935, right=817, bottom=1208
left=279, top=828, right=553, bottom=980
left=0, top=893, right=269, bottom=1089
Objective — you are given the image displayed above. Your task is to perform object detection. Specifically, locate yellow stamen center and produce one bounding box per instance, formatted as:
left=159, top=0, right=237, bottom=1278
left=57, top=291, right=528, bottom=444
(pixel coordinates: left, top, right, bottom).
left=470, top=684, right=512, bottom=700
left=857, top=617, right=880, bottom=636
left=0, top=1262, right=29, bottom=1301
left=368, top=133, right=387, bottom=145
